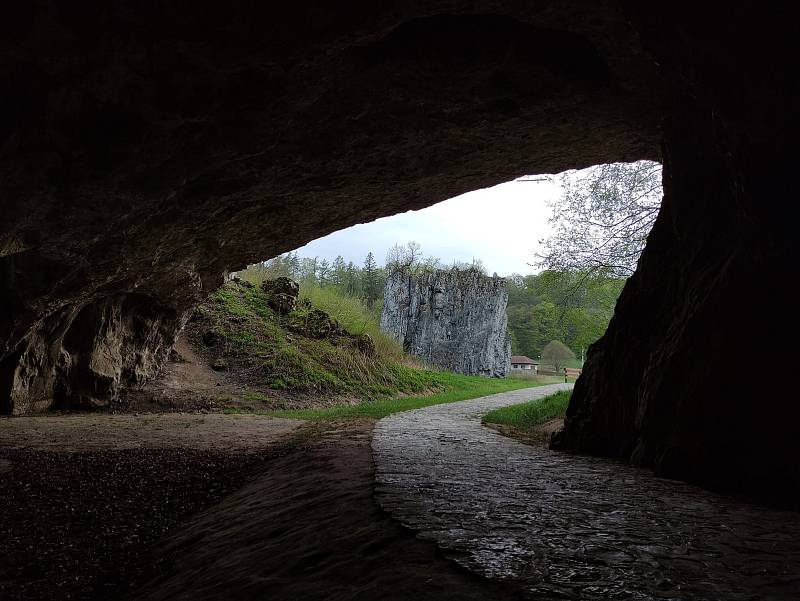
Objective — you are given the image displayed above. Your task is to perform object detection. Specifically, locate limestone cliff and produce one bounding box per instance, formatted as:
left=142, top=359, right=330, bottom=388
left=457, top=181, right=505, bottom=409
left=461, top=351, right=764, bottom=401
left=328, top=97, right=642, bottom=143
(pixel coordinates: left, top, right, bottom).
left=380, top=269, right=511, bottom=377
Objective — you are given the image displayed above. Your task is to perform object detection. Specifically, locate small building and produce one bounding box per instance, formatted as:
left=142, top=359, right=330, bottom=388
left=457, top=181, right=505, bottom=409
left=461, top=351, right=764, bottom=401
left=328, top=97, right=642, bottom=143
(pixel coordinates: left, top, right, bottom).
left=510, top=355, right=538, bottom=373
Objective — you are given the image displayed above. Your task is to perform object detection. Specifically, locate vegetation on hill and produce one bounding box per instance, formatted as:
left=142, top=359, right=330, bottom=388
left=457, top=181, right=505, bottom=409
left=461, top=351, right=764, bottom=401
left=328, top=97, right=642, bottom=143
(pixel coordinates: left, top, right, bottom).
left=187, top=281, right=432, bottom=407
left=186, top=279, right=547, bottom=413
left=482, top=389, right=572, bottom=431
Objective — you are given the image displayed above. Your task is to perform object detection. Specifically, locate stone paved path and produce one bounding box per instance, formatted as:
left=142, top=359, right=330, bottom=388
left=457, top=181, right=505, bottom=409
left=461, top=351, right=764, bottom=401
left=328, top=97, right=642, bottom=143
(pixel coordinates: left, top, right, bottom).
left=373, top=385, right=800, bottom=600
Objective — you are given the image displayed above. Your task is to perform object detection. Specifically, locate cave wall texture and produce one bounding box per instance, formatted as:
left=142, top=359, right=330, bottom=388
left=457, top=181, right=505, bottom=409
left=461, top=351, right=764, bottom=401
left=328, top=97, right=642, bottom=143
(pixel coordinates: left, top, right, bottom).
left=1, top=1, right=797, bottom=496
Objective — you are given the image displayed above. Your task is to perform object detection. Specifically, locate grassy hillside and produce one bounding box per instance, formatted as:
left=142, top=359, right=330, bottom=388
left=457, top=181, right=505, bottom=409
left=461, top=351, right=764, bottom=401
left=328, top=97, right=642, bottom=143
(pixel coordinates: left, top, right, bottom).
left=185, top=280, right=552, bottom=414
left=298, top=283, right=401, bottom=361
left=185, top=281, right=425, bottom=408
left=183, top=278, right=571, bottom=417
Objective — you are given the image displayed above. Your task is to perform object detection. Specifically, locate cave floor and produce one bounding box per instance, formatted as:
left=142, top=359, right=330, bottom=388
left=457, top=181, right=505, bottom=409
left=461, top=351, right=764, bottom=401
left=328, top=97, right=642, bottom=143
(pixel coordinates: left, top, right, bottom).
left=2, top=388, right=800, bottom=600
left=374, top=384, right=800, bottom=600
left=0, top=416, right=518, bottom=601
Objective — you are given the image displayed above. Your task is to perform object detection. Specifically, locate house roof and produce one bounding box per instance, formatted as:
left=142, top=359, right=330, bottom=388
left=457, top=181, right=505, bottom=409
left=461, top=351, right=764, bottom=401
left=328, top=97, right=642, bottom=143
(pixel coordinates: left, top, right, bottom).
left=511, top=355, right=538, bottom=365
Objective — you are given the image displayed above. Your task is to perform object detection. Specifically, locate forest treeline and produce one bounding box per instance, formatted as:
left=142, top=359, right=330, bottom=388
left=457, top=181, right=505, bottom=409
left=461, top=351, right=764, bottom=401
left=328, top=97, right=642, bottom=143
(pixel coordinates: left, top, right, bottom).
left=506, top=271, right=623, bottom=363
left=236, top=245, right=625, bottom=365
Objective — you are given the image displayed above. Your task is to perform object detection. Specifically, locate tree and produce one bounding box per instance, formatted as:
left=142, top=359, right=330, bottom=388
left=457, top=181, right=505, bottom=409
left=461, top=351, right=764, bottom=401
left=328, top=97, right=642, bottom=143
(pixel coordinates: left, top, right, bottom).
left=298, top=257, right=318, bottom=284
left=537, top=160, right=662, bottom=278
left=317, top=259, right=331, bottom=286
left=386, top=241, right=424, bottom=272
left=362, top=252, right=381, bottom=307
left=343, top=261, right=361, bottom=297
left=541, top=340, right=576, bottom=373
left=331, top=255, right=347, bottom=288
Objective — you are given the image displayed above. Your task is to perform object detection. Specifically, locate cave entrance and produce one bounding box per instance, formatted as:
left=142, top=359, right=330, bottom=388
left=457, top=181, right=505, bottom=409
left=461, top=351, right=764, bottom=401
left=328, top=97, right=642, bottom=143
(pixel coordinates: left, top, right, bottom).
left=238, top=160, right=660, bottom=381
left=162, top=160, right=662, bottom=423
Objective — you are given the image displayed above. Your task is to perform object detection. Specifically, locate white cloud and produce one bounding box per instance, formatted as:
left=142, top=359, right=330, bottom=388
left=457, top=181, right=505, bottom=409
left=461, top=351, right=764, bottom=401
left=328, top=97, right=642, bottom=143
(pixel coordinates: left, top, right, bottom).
left=293, top=177, right=561, bottom=276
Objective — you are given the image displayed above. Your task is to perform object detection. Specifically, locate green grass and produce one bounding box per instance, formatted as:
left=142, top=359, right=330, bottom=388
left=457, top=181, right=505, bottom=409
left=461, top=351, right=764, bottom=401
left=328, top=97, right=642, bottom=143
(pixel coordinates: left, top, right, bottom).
left=507, top=372, right=564, bottom=384
left=224, top=373, right=555, bottom=420
left=298, top=283, right=406, bottom=362
left=200, top=282, right=434, bottom=398
left=203, top=281, right=559, bottom=419
left=481, top=389, right=572, bottom=430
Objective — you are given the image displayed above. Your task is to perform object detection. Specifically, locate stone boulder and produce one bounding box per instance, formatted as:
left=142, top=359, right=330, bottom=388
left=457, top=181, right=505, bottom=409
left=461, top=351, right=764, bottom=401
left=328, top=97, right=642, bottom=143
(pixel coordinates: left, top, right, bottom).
left=260, top=278, right=300, bottom=315
left=289, top=309, right=345, bottom=339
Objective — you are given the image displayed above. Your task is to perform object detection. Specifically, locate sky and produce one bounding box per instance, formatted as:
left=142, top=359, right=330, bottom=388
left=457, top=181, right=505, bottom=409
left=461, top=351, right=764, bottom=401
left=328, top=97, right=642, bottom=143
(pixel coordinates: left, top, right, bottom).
left=292, top=176, right=562, bottom=277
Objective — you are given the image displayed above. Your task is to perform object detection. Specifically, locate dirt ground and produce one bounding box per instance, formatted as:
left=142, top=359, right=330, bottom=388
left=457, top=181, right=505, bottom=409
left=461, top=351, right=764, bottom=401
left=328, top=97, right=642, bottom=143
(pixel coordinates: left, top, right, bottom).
left=484, top=416, right=564, bottom=447
left=120, top=420, right=523, bottom=601
left=0, top=413, right=309, bottom=601
left=115, top=335, right=239, bottom=413
left=0, top=413, right=303, bottom=452
left=0, top=414, right=523, bottom=601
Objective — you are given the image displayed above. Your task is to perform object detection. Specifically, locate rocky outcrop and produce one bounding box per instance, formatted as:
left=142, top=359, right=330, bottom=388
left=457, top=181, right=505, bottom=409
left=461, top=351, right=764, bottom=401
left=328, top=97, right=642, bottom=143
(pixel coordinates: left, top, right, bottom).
left=260, top=277, right=299, bottom=314
left=381, top=269, right=511, bottom=377
left=0, top=294, right=180, bottom=413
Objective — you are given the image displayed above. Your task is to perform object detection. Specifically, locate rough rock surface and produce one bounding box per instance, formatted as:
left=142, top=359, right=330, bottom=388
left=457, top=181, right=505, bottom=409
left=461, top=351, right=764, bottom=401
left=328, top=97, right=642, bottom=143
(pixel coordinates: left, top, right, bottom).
left=260, top=277, right=300, bottom=314
left=2, top=294, right=181, bottom=413
left=373, top=387, right=800, bottom=600
left=0, top=1, right=660, bottom=414
left=380, top=269, right=511, bottom=376
left=551, top=6, right=800, bottom=499
left=1, top=0, right=798, bottom=499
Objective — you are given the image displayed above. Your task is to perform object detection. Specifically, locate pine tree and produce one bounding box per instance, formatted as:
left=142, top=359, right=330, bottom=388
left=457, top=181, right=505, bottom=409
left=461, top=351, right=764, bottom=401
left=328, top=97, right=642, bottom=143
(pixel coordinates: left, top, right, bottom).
left=317, top=259, right=331, bottom=287
left=331, top=255, right=347, bottom=288
left=362, top=252, right=379, bottom=307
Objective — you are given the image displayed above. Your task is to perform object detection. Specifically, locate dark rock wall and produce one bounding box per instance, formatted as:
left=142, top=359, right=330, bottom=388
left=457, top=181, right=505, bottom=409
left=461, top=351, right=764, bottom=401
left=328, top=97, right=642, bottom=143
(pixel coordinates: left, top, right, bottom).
left=0, top=1, right=661, bottom=412
left=381, top=270, right=511, bottom=377
left=1, top=0, right=797, bottom=499
left=1, top=293, right=180, bottom=414
left=553, top=5, right=800, bottom=498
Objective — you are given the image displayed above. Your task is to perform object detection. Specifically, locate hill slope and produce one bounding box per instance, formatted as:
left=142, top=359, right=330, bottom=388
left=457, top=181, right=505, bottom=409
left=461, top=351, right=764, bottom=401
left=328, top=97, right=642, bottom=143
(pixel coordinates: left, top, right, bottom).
left=121, top=279, right=543, bottom=414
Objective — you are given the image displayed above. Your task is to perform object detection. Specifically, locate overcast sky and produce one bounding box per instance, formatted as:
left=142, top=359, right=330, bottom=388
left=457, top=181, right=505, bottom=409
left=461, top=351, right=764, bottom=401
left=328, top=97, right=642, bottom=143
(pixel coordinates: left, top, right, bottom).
left=293, top=177, right=562, bottom=276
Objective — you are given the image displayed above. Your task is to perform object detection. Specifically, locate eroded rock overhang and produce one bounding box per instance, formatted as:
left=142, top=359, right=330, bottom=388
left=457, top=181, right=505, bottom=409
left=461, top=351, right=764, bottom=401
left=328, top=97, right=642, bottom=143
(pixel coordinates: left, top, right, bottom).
left=2, top=1, right=797, bottom=499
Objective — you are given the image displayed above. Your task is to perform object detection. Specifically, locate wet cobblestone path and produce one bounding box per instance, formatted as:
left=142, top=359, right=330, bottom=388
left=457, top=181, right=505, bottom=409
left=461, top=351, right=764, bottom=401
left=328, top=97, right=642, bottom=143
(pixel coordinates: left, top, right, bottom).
left=373, top=385, right=800, bottom=600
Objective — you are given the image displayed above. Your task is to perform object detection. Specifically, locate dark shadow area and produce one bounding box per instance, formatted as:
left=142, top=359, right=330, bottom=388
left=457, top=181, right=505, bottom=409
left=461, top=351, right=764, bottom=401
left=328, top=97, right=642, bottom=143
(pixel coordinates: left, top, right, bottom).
left=0, top=10, right=798, bottom=601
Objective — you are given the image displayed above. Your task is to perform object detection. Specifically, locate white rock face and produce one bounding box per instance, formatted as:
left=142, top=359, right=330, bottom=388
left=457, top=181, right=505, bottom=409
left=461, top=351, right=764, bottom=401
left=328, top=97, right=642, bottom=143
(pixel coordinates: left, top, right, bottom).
left=380, top=269, right=511, bottom=377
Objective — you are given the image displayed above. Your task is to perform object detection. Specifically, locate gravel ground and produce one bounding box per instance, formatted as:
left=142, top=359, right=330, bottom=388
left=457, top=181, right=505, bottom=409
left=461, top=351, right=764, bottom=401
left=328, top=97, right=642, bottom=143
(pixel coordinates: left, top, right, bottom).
left=0, top=415, right=306, bottom=601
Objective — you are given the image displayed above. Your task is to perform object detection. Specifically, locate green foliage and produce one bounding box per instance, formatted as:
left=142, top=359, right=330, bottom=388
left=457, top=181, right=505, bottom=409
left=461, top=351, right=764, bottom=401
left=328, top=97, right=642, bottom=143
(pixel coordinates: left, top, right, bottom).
left=228, top=374, right=546, bottom=420
left=238, top=250, right=388, bottom=310
left=541, top=340, right=575, bottom=373
left=538, top=160, right=662, bottom=277
left=482, top=390, right=572, bottom=430
left=202, top=281, right=435, bottom=404
left=298, top=281, right=404, bottom=361
left=362, top=251, right=382, bottom=308
left=506, top=270, right=624, bottom=361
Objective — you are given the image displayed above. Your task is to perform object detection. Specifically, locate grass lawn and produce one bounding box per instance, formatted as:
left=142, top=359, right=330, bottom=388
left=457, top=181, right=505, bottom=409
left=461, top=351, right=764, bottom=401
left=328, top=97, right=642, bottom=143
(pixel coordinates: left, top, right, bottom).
left=481, top=389, right=572, bottom=430
left=224, top=373, right=560, bottom=420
